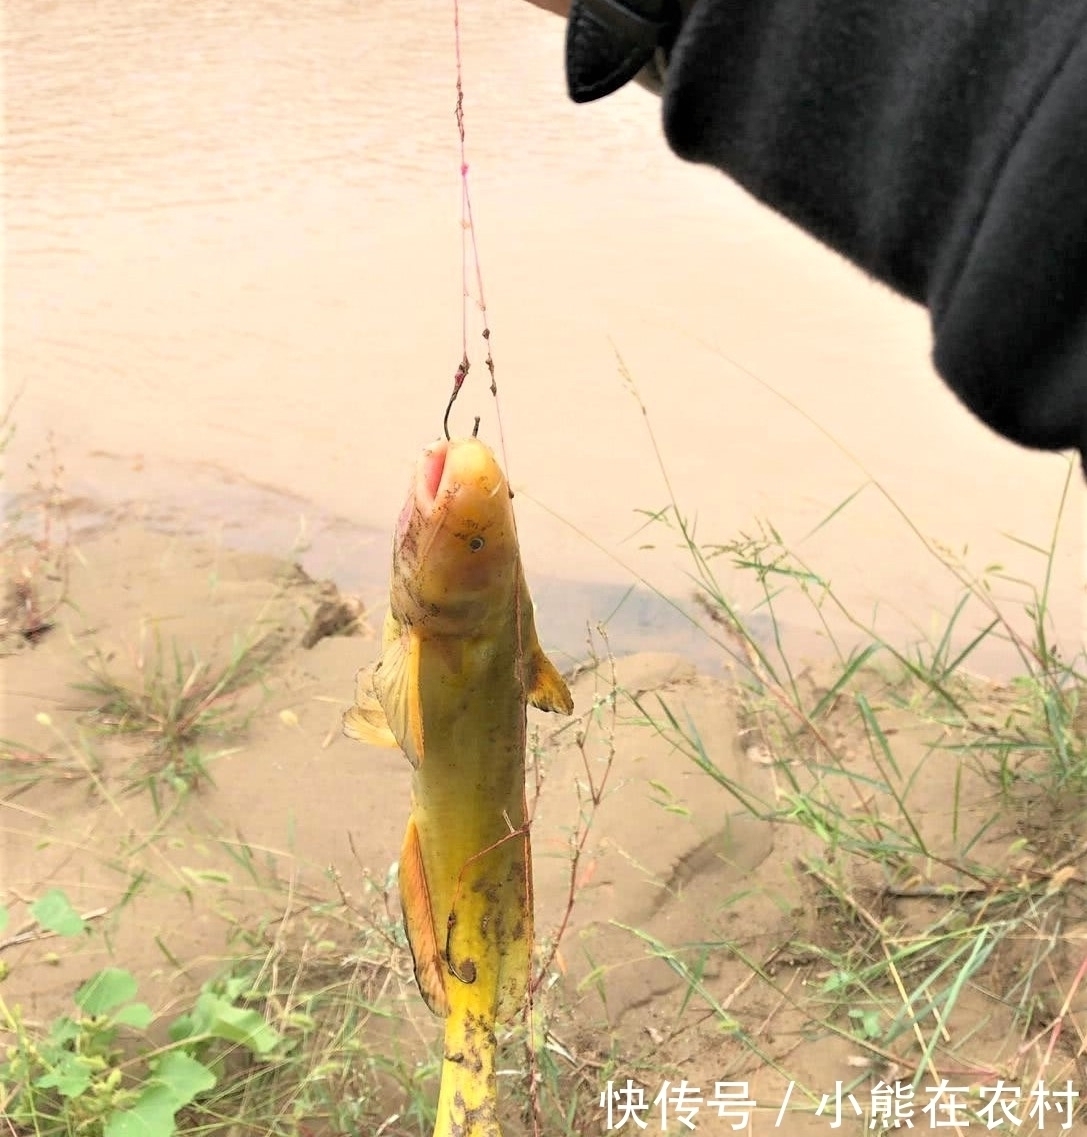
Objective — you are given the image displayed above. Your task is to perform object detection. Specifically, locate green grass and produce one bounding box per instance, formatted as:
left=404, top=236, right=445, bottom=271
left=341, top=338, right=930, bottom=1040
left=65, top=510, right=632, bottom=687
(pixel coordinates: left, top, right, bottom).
left=73, top=625, right=283, bottom=802
left=577, top=360, right=1087, bottom=1133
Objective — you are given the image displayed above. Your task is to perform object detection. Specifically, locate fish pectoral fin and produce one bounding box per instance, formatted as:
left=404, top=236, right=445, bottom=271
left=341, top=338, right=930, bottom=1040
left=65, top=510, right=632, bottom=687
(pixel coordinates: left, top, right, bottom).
left=342, top=703, right=398, bottom=748
left=400, top=817, right=449, bottom=1017
left=373, top=630, right=425, bottom=768
left=527, top=646, right=574, bottom=715
left=343, top=667, right=398, bottom=747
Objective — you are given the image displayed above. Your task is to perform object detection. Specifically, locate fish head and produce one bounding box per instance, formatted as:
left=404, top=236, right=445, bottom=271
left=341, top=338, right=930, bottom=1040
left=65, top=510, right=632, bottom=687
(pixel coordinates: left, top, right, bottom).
left=391, top=437, right=520, bottom=630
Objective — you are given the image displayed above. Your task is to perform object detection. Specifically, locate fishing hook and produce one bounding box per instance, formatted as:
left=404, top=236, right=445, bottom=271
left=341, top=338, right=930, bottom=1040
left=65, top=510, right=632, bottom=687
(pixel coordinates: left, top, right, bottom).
left=443, top=355, right=470, bottom=441
left=441, top=403, right=480, bottom=443
left=441, top=401, right=481, bottom=444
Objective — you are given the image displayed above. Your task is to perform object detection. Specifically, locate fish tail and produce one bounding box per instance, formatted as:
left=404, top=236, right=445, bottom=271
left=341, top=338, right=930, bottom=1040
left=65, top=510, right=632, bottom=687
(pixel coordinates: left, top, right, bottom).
left=433, top=1005, right=503, bottom=1137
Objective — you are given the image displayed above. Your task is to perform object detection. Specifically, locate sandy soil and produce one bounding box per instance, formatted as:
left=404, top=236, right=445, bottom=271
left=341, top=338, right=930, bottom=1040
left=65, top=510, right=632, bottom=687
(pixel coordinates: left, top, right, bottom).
left=4, top=516, right=1084, bottom=1136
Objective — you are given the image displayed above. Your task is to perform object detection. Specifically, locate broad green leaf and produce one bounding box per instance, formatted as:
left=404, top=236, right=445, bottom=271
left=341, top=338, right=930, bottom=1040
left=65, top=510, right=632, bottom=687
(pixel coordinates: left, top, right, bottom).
left=0, top=904, right=9, bottom=933
left=154, top=1051, right=216, bottom=1107
left=76, top=968, right=137, bottom=1016
left=103, top=1052, right=216, bottom=1137
left=183, top=992, right=280, bottom=1054
left=113, top=1002, right=154, bottom=1030
left=167, top=1007, right=196, bottom=1045
left=206, top=996, right=281, bottom=1054
left=30, top=889, right=85, bottom=937
left=104, top=1084, right=176, bottom=1137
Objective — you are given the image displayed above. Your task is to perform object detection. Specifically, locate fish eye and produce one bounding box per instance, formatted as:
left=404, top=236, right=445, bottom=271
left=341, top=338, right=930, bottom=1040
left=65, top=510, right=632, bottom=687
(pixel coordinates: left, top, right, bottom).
left=468, top=535, right=485, bottom=552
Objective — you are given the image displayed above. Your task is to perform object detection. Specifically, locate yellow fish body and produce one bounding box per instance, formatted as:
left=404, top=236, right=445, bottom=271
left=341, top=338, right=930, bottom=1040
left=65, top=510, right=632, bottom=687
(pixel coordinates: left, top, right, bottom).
left=344, top=437, right=573, bottom=1137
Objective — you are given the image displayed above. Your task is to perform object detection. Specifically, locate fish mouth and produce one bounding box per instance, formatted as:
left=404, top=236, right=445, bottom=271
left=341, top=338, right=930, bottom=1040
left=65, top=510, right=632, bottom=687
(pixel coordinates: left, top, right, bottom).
left=417, top=440, right=449, bottom=509
left=395, top=440, right=447, bottom=543
left=410, top=437, right=504, bottom=522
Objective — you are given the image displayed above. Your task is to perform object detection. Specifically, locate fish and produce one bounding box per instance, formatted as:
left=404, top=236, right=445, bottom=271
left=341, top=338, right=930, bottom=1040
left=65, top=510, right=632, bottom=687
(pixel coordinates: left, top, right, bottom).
left=344, top=435, right=574, bottom=1137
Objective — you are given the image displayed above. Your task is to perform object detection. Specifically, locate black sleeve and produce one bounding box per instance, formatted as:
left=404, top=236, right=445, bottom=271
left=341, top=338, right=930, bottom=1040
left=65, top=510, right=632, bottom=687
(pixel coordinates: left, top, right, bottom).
left=661, top=0, right=1087, bottom=469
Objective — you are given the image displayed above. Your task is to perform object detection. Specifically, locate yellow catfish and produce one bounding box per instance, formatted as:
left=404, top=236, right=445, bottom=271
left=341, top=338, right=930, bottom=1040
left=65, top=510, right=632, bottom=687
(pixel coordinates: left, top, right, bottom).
left=344, top=436, right=573, bottom=1137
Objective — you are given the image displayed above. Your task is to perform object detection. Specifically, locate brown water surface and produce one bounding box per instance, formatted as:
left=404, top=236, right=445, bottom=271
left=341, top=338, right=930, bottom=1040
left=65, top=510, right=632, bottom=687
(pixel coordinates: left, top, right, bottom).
left=5, top=0, right=1083, bottom=675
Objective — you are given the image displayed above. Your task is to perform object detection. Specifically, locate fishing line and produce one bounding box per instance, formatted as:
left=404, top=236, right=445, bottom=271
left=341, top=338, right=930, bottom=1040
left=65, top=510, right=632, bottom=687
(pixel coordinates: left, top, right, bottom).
left=445, top=0, right=527, bottom=692
left=446, top=1, right=528, bottom=703
left=445, top=0, right=509, bottom=479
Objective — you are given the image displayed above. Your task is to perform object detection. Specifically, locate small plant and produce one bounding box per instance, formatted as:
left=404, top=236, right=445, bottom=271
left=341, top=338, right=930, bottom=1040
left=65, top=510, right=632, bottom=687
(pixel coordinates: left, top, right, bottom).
left=75, top=625, right=281, bottom=798
left=2, top=965, right=289, bottom=1137
left=0, top=889, right=298, bottom=1137
left=0, top=408, right=71, bottom=653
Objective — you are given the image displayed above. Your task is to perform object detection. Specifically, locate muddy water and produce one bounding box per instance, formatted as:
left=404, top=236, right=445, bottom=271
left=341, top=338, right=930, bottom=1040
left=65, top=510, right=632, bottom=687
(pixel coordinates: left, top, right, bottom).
left=5, top=0, right=1083, bottom=676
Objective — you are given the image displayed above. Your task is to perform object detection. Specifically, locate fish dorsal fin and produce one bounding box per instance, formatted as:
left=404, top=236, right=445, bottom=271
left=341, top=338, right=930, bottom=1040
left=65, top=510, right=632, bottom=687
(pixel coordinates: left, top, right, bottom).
left=399, top=816, right=449, bottom=1016
left=342, top=666, right=397, bottom=747
left=372, top=628, right=425, bottom=768
left=526, top=645, right=574, bottom=715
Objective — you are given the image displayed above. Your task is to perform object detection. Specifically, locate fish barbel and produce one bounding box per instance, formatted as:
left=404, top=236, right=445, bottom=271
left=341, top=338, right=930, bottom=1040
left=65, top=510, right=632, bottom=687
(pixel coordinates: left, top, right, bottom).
left=344, top=436, right=573, bottom=1137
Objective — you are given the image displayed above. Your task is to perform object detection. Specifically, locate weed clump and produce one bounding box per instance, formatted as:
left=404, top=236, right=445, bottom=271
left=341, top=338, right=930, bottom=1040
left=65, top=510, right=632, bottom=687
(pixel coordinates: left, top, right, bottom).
left=74, top=628, right=283, bottom=799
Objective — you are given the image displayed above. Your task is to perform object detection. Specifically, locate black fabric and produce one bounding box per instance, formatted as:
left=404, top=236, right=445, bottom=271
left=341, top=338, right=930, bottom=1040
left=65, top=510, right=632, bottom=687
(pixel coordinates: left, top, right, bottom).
left=566, top=0, right=682, bottom=102
left=658, top=0, right=1087, bottom=469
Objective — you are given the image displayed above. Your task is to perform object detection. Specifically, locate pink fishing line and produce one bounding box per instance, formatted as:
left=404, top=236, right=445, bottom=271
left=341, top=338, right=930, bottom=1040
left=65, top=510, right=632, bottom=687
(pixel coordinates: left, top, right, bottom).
left=450, top=0, right=510, bottom=482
